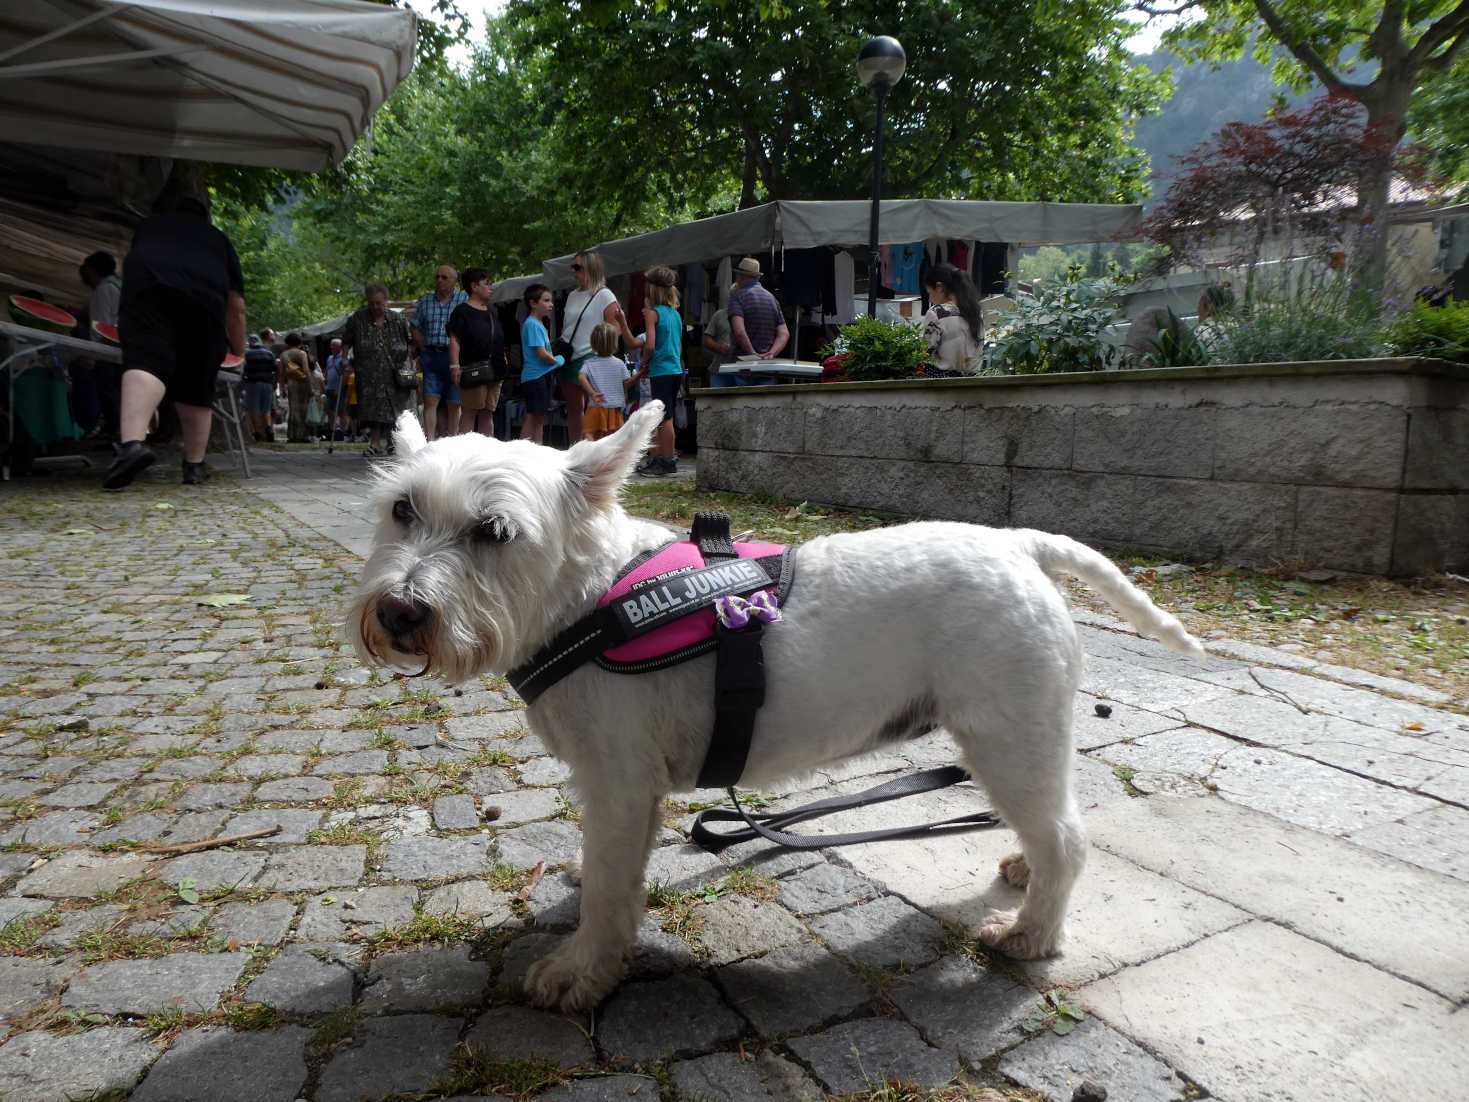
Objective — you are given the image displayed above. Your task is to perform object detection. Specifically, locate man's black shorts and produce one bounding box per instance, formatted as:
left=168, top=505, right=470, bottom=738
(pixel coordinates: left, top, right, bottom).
left=118, top=287, right=227, bottom=408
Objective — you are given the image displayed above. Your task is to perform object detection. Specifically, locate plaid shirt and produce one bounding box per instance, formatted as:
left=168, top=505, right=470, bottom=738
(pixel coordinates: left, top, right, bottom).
left=412, top=289, right=467, bottom=348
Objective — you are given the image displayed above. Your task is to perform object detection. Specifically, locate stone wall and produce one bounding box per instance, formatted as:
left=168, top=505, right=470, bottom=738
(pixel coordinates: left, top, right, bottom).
left=693, top=359, right=1469, bottom=575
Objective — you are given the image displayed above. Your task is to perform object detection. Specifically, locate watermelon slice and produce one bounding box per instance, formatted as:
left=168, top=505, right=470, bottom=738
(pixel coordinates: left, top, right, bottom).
left=9, top=295, right=76, bottom=334
left=92, top=320, right=120, bottom=344
left=221, top=352, right=244, bottom=368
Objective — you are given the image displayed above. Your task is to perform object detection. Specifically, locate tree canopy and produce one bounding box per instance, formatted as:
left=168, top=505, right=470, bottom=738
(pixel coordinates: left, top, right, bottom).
left=506, top=0, right=1166, bottom=208
left=1145, top=0, right=1469, bottom=285
left=215, top=0, right=1171, bottom=330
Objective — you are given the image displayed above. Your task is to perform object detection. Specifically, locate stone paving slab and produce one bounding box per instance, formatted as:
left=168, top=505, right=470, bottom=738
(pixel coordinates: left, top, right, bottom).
left=597, top=977, right=744, bottom=1061
left=0, top=1027, right=163, bottom=1102
left=130, top=1024, right=311, bottom=1102
left=62, top=951, right=252, bottom=1015
left=1079, top=921, right=1469, bottom=1102
left=360, top=945, right=491, bottom=1013
left=315, top=1013, right=461, bottom=1102
left=463, top=1005, right=595, bottom=1068
left=997, top=1015, right=1189, bottom=1102
left=716, top=940, right=871, bottom=1037
left=1086, top=793, right=1469, bottom=1002
left=786, top=1018, right=959, bottom=1093
left=244, top=944, right=356, bottom=1013
left=670, top=1051, right=824, bottom=1101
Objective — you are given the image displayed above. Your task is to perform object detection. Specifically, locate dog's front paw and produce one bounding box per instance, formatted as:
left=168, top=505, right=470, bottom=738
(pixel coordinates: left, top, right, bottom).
left=978, top=912, right=1057, bottom=959
left=998, top=852, right=1030, bottom=888
left=524, top=937, right=623, bottom=1011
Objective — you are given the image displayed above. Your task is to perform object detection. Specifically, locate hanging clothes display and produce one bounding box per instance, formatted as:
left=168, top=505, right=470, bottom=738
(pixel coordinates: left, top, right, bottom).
left=781, top=248, right=828, bottom=312
left=715, top=256, right=732, bottom=311
left=833, top=251, right=856, bottom=323
left=628, top=273, right=646, bottom=321
left=891, top=242, right=925, bottom=294
left=948, top=240, right=971, bottom=275
left=683, top=263, right=704, bottom=319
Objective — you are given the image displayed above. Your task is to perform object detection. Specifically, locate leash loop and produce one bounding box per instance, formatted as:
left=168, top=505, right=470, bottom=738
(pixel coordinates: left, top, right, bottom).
left=689, top=765, right=1000, bottom=853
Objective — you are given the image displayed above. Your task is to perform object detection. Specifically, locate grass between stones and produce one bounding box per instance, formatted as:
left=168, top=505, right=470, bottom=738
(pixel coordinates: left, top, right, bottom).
left=366, top=908, right=484, bottom=951
left=433, top=1046, right=567, bottom=1101
left=828, top=1083, right=1041, bottom=1102
left=645, top=868, right=781, bottom=949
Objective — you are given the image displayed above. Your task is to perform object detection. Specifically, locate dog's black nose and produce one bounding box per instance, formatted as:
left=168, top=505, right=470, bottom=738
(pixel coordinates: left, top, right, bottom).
left=377, top=594, right=431, bottom=639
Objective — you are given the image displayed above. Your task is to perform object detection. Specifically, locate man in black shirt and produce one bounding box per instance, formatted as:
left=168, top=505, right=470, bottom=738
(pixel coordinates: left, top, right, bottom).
left=241, top=332, right=279, bottom=442
left=103, top=178, right=247, bottom=490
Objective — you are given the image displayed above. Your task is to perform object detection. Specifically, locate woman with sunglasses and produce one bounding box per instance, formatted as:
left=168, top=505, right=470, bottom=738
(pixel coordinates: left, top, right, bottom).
left=560, top=251, right=624, bottom=444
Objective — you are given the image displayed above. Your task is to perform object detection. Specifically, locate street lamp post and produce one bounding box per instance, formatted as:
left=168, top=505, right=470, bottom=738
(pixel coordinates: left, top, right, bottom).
left=857, top=35, right=905, bottom=318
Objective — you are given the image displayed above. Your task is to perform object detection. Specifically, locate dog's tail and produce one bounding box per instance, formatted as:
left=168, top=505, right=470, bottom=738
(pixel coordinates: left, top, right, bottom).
left=1020, top=530, right=1205, bottom=657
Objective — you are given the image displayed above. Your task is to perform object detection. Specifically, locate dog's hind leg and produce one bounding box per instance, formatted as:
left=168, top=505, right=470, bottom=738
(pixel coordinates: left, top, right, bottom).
left=954, top=710, right=1086, bottom=960
left=524, top=785, right=662, bottom=1012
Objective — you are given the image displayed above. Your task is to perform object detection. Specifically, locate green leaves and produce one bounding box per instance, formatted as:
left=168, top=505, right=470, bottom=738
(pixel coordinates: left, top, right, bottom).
left=1023, top=988, right=1086, bottom=1035
left=197, top=594, right=252, bottom=608
left=987, top=273, right=1122, bottom=375
left=175, top=877, right=200, bottom=905
left=819, top=315, right=930, bottom=380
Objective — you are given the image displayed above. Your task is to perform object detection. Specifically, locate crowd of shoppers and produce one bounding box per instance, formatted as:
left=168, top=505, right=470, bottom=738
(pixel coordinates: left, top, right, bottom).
left=62, top=226, right=991, bottom=489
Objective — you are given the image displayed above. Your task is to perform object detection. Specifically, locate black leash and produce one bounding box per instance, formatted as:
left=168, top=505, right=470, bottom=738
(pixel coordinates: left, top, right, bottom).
left=689, top=765, right=1001, bottom=853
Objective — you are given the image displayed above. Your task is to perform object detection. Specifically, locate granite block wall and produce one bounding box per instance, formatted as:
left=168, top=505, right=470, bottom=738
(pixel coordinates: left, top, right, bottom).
left=692, top=360, right=1469, bottom=575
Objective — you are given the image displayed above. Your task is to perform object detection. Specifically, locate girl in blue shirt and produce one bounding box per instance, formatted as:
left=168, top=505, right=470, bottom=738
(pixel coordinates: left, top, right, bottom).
left=519, top=283, right=562, bottom=442
left=623, top=265, right=682, bottom=475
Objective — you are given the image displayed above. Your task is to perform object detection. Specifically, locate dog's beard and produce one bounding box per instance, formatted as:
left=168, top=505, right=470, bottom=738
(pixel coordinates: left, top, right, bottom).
left=347, top=541, right=513, bottom=684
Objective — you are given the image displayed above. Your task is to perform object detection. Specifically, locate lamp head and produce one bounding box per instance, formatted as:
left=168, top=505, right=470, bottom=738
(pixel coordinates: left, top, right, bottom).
left=857, top=35, right=906, bottom=91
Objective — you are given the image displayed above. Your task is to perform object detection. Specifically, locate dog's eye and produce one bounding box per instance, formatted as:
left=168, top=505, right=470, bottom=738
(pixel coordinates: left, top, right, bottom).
left=474, top=517, right=514, bottom=544
left=392, top=498, right=415, bottom=525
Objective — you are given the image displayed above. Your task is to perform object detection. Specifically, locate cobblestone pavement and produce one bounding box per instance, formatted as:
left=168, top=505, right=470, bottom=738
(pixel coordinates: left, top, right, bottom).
left=1, top=447, right=1467, bottom=1102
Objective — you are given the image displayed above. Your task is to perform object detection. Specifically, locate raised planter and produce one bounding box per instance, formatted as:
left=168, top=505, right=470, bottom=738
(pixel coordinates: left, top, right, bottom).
left=692, top=358, right=1469, bottom=575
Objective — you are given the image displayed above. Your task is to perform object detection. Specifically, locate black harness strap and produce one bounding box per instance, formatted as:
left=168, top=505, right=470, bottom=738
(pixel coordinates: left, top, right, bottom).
left=689, top=766, right=999, bottom=852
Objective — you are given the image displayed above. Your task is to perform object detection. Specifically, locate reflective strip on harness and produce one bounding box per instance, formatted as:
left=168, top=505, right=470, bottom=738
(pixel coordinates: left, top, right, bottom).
left=607, top=557, right=771, bottom=637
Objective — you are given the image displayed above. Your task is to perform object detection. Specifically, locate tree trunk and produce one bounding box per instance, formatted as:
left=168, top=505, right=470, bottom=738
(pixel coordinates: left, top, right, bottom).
left=739, top=134, right=758, bottom=210
left=1351, top=69, right=1413, bottom=295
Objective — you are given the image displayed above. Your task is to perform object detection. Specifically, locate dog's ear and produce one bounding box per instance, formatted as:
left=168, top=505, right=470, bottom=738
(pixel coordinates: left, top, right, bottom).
left=563, top=401, right=662, bottom=510
left=393, top=411, right=428, bottom=456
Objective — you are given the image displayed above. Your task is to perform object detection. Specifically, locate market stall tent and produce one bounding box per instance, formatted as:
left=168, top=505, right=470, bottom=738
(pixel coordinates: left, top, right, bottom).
left=0, top=0, right=418, bottom=171
left=541, top=199, right=1144, bottom=287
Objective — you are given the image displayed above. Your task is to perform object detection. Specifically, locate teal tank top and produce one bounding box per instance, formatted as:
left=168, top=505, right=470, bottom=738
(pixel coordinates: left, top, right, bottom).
left=648, top=304, right=682, bottom=377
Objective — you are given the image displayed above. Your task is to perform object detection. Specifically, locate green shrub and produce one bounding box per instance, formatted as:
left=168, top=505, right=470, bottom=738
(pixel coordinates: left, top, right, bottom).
left=1131, top=308, right=1208, bottom=368
left=1204, top=267, right=1388, bottom=364
left=818, top=315, right=928, bottom=380
left=1385, top=299, right=1469, bottom=362
left=987, top=274, right=1121, bottom=374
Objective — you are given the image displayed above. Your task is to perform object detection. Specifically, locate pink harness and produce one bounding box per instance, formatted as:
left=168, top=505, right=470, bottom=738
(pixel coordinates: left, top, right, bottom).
left=597, top=538, right=787, bottom=668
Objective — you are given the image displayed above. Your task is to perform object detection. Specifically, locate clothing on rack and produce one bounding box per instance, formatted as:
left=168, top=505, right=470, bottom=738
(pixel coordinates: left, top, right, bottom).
left=891, top=243, right=924, bottom=294
left=833, top=251, right=856, bottom=323
left=684, top=263, right=705, bottom=319
left=715, top=257, right=732, bottom=311
left=782, top=248, right=832, bottom=313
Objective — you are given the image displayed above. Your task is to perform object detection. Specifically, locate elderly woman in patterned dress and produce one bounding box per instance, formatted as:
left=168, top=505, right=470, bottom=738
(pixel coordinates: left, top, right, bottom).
left=340, top=282, right=412, bottom=457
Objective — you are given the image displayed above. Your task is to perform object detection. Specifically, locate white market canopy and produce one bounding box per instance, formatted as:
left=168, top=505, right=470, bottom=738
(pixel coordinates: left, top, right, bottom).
left=0, top=0, right=418, bottom=171
left=542, top=198, right=1144, bottom=286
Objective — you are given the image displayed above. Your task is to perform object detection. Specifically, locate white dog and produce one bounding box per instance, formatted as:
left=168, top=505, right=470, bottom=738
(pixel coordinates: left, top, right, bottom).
left=348, top=403, right=1203, bottom=1011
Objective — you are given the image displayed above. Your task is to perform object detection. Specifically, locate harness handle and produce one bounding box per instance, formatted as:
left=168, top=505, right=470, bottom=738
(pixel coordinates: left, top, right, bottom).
left=689, top=766, right=1000, bottom=853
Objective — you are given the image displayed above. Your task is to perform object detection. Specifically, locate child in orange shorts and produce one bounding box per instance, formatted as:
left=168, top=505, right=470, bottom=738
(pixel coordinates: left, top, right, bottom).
left=578, top=322, right=632, bottom=440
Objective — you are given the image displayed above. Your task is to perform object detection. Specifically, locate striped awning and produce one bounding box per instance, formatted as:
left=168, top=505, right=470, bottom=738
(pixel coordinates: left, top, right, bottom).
left=0, top=0, right=417, bottom=171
